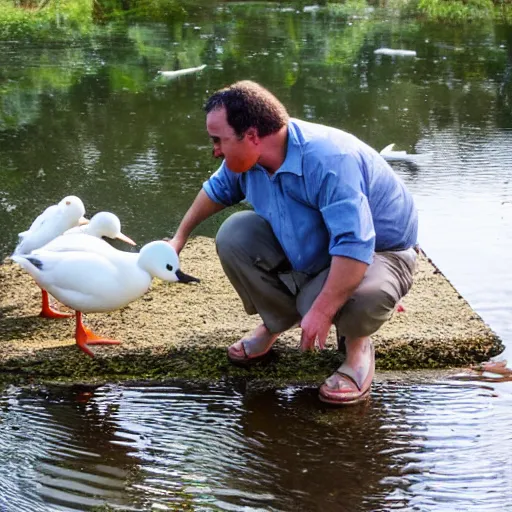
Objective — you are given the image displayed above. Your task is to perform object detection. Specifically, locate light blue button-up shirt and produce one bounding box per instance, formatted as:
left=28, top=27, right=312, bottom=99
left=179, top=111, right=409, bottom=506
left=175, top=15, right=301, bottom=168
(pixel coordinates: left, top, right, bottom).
left=203, top=118, right=418, bottom=274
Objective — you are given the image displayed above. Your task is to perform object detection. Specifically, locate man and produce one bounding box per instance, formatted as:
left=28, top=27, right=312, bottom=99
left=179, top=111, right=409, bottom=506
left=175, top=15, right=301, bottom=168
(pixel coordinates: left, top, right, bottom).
left=166, top=80, right=418, bottom=405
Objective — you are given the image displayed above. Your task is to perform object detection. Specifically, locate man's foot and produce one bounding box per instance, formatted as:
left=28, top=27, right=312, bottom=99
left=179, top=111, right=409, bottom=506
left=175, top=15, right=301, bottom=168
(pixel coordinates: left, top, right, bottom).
left=227, top=324, right=280, bottom=365
left=319, top=340, right=375, bottom=405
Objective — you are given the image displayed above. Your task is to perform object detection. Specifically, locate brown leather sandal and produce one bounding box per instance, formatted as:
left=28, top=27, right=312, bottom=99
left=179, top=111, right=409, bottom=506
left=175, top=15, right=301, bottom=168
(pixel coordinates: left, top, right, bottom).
left=227, top=338, right=274, bottom=366
left=319, top=342, right=375, bottom=405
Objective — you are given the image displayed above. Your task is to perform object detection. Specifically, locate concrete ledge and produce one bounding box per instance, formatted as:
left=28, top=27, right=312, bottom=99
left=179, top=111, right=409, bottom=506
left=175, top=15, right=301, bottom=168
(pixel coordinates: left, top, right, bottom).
left=0, top=236, right=503, bottom=384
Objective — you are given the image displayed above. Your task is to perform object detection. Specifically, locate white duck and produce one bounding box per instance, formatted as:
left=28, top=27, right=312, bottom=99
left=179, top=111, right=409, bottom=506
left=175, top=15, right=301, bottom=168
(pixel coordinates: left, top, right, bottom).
left=64, top=211, right=136, bottom=246
left=14, top=195, right=88, bottom=256
left=13, top=195, right=89, bottom=318
left=41, top=211, right=137, bottom=318
left=12, top=237, right=199, bottom=357
left=15, top=204, right=137, bottom=319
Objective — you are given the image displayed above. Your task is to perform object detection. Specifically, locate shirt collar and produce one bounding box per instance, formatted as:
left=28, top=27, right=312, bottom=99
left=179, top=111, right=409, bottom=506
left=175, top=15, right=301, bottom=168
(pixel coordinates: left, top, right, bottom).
left=274, top=121, right=303, bottom=176
left=252, top=120, right=303, bottom=176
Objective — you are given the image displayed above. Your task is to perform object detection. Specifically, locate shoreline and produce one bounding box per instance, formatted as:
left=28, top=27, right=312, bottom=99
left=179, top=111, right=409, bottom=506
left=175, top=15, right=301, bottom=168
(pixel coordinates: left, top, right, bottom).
left=0, top=236, right=503, bottom=386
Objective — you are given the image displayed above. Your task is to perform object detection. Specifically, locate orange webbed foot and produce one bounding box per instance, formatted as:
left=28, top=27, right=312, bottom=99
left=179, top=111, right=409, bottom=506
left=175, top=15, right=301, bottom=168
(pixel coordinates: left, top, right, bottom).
left=75, top=312, right=121, bottom=358
left=40, top=307, right=74, bottom=319
left=40, top=290, right=74, bottom=319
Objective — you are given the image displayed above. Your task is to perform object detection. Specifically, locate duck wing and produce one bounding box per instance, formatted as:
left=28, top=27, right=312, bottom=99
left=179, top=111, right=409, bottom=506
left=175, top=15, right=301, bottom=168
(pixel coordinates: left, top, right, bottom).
left=42, top=233, right=118, bottom=255
left=14, top=204, right=67, bottom=255
left=25, top=204, right=60, bottom=234
left=23, top=250, right=135, bottom=313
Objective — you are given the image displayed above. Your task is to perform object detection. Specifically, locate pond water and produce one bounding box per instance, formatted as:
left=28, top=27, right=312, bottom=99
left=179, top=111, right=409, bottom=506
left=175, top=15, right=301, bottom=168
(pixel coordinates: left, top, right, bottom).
left=0, top=2, right=512, bottom=511
left=0, top=379, right=511, bottom=512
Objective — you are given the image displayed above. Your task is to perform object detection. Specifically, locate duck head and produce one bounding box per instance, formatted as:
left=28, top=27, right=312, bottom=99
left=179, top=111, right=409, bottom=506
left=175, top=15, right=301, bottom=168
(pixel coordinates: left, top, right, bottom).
left=86, top=211, right=136, bottom=245
left=59, top=195, right=87, bottom=225
left=138, top=240, right=199, bottom=284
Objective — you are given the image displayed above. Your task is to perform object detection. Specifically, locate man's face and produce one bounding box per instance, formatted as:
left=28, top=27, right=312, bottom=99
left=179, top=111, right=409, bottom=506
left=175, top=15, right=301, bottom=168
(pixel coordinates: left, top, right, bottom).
left=206, top=107, right=260, bottom=173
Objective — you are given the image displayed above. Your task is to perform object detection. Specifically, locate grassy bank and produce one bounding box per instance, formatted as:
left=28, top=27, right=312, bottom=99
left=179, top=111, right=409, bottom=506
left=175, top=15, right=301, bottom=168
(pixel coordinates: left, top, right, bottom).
left=0, top=0, right=510, bottom=38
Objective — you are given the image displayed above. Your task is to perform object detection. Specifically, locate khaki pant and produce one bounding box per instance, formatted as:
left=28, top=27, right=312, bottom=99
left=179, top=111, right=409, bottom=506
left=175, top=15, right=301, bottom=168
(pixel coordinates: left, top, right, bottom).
left=216, top=211, right=416, bottom=339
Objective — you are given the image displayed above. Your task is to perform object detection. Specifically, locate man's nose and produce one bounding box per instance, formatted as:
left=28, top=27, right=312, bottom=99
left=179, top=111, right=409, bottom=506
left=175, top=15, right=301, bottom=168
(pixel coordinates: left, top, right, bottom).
left=212, top=147, right=224, bottom=159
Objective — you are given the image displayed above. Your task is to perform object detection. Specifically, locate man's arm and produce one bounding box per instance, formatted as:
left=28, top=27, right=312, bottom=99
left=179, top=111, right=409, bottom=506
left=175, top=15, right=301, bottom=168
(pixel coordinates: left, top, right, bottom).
left=166, top=189, right=226, bottom=254
left=300, top=255, right=368, bottom=351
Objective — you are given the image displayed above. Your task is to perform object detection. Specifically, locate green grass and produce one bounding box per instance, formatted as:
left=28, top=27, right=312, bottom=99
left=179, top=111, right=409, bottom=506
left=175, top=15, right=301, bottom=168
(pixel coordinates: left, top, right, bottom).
left=0, top=0, right=94, bottom=40
left=417, top=0, right=495, bottom=21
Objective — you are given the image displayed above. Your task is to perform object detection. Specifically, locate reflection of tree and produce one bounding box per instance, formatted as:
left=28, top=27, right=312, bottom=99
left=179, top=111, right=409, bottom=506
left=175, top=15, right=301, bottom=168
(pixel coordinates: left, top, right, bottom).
left=0, top=5, right=510, bottom=260
left=0, top=6, right=375, bottom=259
left=335, top=21, right=508, bottom=152
left=496, top=23, right=512, bottom=126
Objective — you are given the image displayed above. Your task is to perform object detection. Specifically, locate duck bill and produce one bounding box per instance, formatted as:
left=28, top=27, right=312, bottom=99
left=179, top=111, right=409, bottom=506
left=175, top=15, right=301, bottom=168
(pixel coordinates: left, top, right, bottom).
left=176, top=269, right=200, bottom=284
left=116, top=232, right=137, bottom=246
left=78, top=217, right=90, bottom=226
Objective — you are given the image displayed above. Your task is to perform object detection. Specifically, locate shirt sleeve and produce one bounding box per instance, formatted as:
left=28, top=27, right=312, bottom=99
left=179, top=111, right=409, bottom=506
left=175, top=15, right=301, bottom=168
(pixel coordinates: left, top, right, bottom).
left=202, top=161, right=245, bottom=207
left=315, top=153, right=376, bottom=265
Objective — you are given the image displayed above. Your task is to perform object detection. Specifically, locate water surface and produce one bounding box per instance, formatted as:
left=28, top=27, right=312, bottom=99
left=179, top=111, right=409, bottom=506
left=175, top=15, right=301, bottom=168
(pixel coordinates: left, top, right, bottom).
left=1, top=379, right=511, bottom=512
left=0, top=3, right=512, bottom=510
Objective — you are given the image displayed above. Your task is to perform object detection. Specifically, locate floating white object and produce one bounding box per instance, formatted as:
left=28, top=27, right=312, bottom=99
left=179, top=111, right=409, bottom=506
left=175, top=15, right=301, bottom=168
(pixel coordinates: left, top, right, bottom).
left=374, top=48, right=417, bottom=57
left=380, top=143, right=427, bottom=163
left=158, top=64, right=207, bottom=79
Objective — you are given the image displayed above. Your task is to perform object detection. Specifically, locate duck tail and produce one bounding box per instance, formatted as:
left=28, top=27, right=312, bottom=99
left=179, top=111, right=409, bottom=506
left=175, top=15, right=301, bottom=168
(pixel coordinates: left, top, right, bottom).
left=11, top=254, right=43, bottom=273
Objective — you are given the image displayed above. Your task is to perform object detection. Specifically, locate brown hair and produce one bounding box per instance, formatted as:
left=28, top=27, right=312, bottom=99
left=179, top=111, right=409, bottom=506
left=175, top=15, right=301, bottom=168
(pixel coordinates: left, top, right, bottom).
left=204, top=80, right=289, bottom=138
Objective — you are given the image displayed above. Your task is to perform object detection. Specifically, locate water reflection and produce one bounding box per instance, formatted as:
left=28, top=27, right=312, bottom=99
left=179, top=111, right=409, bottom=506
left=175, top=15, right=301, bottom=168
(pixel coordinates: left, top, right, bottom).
left=1, top=12, right=511, bottom=260
left=1, top=379, right=511, bottom=511
left=1, top=4, right=512, bottom=512
left=384, top=379, right=512, bottom=511
left=406, top=126, right=512, bottom=348
left=0, top=386, right=134, bottom=511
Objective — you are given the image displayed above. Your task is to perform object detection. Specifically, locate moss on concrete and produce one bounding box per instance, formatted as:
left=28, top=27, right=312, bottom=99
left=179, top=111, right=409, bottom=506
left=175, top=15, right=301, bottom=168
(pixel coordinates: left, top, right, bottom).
left=0, top=236, right=503, bottom=386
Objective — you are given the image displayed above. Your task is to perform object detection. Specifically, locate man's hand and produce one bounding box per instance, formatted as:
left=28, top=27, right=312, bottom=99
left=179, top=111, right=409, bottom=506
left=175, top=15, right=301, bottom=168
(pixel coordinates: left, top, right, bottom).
left=299, top=255, right=368, bottom=351
left=300, top=308, right=333, bottom=351
left=161, top=189, right=226, bottom=256
left=163, top=235, right=186, bottom=255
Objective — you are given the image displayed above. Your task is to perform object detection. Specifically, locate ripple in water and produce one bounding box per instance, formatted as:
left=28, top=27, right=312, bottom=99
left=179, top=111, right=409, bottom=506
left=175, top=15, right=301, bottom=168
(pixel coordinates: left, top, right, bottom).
left=0, top=378, right=511, bottom=512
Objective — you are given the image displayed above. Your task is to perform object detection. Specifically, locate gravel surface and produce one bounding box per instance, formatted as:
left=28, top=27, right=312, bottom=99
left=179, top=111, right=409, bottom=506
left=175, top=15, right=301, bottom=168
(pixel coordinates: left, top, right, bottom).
left=0, top=237, right=503, bottom=383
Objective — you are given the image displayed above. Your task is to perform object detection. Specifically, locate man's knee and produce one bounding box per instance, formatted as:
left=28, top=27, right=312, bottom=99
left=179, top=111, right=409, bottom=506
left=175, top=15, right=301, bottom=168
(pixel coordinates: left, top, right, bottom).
left=216, top=211, right=288, bottom=274
left=336, top=287, right=397, bottom=338
left=336, top=250, right=415, bottom=338
left=216, top=211, right=264, bottom=254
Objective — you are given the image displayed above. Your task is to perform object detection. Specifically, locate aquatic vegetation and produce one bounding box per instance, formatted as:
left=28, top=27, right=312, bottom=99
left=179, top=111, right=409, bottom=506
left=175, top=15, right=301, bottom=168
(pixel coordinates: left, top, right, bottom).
left=416, top=0, right=495, bottom=21
left=0, top=0, right=510, bottom=42
left=0, top=0, right=95, bottom=40
left=0, top=333, right=503, bottom=387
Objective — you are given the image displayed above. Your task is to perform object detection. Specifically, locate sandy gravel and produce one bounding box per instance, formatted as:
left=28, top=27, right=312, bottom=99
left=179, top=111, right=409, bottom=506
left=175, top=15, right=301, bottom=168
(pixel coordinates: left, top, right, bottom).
left=0, top=237, right=503, bottom=383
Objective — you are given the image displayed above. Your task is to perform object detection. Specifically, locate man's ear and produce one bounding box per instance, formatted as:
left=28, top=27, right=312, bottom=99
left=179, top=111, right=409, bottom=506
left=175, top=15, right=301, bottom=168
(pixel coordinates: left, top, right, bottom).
left=245, top=127, right=259, bottom=144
